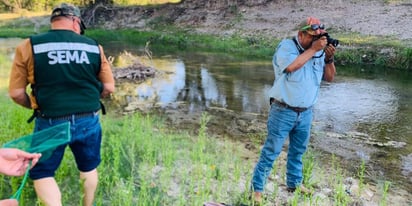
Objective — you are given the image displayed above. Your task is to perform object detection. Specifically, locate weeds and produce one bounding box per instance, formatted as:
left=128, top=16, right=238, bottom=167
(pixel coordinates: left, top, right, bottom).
left=0, top=89, right=405, bottom=205
left=357, top=159, right=366, bottom=196
left=380, top=181, right=391, bottom=206
left=302, top=149, right=316, bottom=187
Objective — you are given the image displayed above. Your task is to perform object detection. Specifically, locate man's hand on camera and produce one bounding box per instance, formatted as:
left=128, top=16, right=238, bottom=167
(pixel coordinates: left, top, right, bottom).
left=312, top=36, right=327, bottom=52
left=324, top=44, right=336, bottom=61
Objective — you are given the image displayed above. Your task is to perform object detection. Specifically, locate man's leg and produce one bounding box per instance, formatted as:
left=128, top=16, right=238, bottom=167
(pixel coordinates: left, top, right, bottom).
left=80, top=169, right=98, bottom=206
left=286, top=109, right=313, bottom=188
left=33, top=177, right=62, bottom=206
left=251, top=105, right=296, bottom=200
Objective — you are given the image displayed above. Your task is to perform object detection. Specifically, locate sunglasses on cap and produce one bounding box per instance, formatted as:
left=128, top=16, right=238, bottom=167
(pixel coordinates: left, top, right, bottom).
left=301, top=24, right=325, bottom=31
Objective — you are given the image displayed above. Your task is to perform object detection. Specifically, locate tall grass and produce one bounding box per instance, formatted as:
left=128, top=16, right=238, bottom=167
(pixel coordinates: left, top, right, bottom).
left=0, top=88, right=401, bottom=205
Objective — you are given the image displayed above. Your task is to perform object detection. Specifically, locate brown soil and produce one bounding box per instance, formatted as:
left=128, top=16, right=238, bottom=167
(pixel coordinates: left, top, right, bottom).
left=92, top=0, right=412, bottom=41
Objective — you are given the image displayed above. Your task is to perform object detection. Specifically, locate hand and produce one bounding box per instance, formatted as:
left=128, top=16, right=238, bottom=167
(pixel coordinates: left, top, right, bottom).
left=0, top=148, right=41, bottom=176
left=324, top=44, right=336, bottom=60
left=0, top=199, right=18, bottom=206
left=311, top=36, right=327, bottom=52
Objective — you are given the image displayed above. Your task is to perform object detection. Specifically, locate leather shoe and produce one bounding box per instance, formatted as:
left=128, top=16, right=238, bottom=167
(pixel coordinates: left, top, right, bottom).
left=286, top=185, right=313, bottom=196
left=251, top=191, right=262, bottom=205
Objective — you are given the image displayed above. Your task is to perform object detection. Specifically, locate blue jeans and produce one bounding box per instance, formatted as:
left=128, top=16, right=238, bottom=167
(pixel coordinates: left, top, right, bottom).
left=251, top=103, right=313, bottom=192
left=29, top=114, right=102, bottom=180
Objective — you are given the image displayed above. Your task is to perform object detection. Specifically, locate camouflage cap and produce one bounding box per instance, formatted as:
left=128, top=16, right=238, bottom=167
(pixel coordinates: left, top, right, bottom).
left=50, top=3, right=81, bottom=20
left=297, top=16, right=326, bottom=36
left=50, top=3, right=86, bottom=34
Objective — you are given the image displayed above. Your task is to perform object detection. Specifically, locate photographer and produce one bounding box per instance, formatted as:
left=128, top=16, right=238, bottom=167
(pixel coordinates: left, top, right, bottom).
left=251, top=16, right=336, bottom=203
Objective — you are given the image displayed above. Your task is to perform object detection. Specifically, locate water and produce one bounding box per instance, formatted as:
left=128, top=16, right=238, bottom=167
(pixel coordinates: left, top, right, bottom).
left=106, top=48, right=412, bottom=191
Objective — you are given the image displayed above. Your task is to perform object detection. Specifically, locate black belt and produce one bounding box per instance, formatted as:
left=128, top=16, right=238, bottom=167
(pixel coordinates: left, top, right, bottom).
left=36, top=111, right=98, bottom=121
left=27, top=102, right=106, bottom=123
left=270, top=98, right=308, bottom=113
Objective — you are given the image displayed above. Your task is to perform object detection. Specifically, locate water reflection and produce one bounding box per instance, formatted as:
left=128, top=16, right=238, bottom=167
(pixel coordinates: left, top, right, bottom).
left=120, top=55, right=275, bottom=114
left=114, top=53, right=411, bottom=192
left=315, top=78, right=399, bottom=132
left=135, top=60, right=185, bottom=103
left=121, top=55, right=403, bottom=138
left=200, top=67, right=226, bottom=107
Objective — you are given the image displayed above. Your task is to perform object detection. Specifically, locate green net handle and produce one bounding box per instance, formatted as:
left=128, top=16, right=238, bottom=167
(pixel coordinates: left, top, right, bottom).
left=10, top=161, right=31, bottom=201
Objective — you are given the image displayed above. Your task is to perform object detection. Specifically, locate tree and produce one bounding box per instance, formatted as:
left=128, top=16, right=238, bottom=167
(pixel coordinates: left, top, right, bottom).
left=94, top=0, right=113, bottom=5
left=1, top=0, right=25, bottom=11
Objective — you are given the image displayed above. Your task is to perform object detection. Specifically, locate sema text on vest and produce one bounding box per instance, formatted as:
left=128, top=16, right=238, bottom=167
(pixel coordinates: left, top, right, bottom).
left=48, top=50, right=90, bottom=65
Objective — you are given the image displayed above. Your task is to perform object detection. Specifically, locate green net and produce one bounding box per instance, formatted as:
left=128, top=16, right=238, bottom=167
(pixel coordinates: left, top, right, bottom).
left=2, top=122, right=71, bottom=200
left=3, top=122, right=71, bottom=162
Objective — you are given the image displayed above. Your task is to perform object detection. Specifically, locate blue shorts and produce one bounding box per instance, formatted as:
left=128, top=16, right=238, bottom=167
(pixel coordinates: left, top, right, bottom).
left=29, top=113, right=102, bottom=180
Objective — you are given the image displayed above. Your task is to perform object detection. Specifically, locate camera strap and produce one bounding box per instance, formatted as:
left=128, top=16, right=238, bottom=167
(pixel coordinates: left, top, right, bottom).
left=292, top=37, right=304, bottom=54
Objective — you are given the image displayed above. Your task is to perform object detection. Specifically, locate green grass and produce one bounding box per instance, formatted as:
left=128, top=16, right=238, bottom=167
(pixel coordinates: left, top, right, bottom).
left=0, top=86, right=397, bottom=205
left=0, top=44, right=401, bottom=206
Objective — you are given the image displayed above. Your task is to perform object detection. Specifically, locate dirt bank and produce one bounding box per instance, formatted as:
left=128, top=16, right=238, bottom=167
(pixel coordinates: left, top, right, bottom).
left=93, top=0, right=412, bottom=41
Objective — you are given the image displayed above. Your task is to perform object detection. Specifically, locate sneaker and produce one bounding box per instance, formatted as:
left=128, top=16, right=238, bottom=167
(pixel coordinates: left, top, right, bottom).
left=286, top=185, right=313, bottom=196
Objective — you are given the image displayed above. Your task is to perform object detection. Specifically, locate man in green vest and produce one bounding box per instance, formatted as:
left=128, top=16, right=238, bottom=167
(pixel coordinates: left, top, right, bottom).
left=8, top=3, right=115, bottom=206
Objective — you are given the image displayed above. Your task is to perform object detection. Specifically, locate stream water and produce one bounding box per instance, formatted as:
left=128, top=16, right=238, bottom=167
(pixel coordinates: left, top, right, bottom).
left=105, top=45, right=412, bottom=192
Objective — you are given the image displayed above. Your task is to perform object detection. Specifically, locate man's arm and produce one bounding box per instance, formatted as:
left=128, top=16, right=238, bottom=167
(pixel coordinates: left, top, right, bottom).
left=9, top=89, right=31, bottom=109
left=285, top=36, right=327, bottom=73
left=98, top=46, right=115, bottom=98
left=9, top=39, right=33, bottom=109
left=101, top=83, right=115, bottom=98
left=285, top=47, right=318, bottom=73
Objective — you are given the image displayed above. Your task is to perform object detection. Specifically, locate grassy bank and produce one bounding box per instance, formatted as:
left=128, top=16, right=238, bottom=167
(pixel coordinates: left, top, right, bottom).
left=91, top=28, right=412, bottom=70
left=0, top=87, right=396, bottom=205
left=1, top=14, right=412, bottom=70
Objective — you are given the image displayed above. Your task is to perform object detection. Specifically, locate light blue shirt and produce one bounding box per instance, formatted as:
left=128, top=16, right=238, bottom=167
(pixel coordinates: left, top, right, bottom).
left=268, top=37, right=325, bottom=108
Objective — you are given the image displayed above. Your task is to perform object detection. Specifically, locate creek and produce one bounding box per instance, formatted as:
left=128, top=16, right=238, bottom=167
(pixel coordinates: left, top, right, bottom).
left=104, top=43, right=412, bottom=193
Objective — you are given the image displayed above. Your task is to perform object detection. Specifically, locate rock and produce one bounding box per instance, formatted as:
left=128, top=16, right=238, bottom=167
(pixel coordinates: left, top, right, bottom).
left=113, top=61, right=156, bottom=81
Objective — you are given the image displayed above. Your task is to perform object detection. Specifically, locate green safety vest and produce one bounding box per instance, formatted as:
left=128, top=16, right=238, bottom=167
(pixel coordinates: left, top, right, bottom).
left=30, top=30, right=103, bottom=117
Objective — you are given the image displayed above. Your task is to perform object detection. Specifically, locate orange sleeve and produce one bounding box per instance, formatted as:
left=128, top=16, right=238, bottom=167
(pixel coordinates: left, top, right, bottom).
left=98, top=45, right=115, bottom=84
left=8, top=39, right=35, bottom=91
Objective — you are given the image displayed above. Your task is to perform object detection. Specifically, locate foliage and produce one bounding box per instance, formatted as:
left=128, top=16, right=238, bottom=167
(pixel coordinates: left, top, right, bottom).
left=114, top=0, right=180, bottom=6
left=85, top=28, right=276, bottom=59
left=0, top=0, right=180, bottom=12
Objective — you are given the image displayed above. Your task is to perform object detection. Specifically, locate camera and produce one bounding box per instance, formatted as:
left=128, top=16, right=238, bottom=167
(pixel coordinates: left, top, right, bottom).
left=320, top=33, right=339, bottom=47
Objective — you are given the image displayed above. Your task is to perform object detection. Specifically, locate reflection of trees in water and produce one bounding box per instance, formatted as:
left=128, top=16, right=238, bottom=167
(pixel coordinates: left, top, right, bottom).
left=113, top=54, right=275, bottom=114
